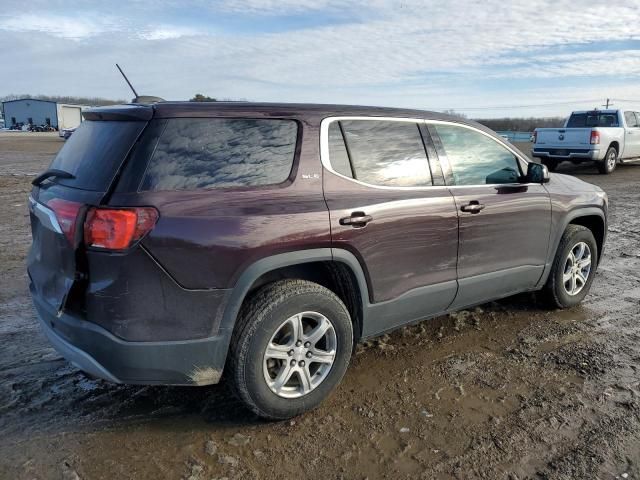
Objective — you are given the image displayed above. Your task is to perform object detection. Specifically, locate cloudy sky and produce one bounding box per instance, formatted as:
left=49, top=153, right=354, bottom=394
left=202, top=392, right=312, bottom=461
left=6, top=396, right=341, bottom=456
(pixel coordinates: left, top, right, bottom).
left=1, top=0, right=640, bottom=117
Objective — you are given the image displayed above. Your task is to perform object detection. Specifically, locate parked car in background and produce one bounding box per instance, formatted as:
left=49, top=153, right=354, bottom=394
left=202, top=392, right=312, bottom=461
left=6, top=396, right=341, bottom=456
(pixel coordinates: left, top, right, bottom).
left=27, top=102, right=608, bottom=419
left=532, top=109, right=640, bottom=174
left=59, top=127, right=76, bottom=140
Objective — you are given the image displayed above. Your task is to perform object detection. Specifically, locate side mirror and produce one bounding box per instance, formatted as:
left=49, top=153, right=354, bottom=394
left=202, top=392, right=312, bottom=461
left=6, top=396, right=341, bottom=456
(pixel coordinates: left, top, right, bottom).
left=526, top=162, right=550, bottom=184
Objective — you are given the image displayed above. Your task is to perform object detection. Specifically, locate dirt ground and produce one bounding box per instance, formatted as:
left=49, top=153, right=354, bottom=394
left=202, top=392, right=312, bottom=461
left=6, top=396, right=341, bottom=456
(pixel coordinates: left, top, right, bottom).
left=1, top=133, right=639, bottom=479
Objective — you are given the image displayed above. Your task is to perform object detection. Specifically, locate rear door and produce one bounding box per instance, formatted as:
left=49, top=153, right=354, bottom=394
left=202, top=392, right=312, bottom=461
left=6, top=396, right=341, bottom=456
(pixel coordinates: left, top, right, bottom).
left=28, top=114, right=149, bottom=312
left=623, top=111, right=640, bottom=158
left=322, top=117, right=459, bottom=336
left=429, top=121, right=551, bottom=309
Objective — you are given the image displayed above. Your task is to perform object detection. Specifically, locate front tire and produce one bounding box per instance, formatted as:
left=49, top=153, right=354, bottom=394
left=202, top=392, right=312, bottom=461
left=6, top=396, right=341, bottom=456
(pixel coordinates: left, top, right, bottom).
left=544, top=225, right=598, bottom=308
left=598, top=146, right=617, bottom=174
left=228, top=280, right=353, bottom=420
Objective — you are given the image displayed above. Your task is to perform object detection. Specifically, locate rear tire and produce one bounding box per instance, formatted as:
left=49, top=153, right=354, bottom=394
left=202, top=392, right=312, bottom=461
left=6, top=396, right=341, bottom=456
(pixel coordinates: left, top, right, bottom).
left=541, top=158, right=559, bottom=172
left=598, top=146, right=617, bottom=174
left=228, top=280, right=353, bottom=420
left=544, top=225, right=598, bottom=309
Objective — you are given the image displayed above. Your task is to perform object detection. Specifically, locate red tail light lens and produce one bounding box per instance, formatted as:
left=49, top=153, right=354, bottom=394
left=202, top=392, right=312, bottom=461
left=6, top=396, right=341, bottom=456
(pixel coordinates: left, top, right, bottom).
left=84, top=207, right=158, bottom=250
left=590, top=130, right=600, bottom=145
left=46, top=198, right=83, bottom=244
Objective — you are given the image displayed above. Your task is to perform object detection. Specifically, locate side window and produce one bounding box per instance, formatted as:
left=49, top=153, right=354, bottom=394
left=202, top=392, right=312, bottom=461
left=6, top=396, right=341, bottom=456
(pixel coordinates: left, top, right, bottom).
left=434, top=124, right=521, bottom=186
left=328, top=122, right=353, bottom=178
left=625, top=111, right=639, bottom=128
left=338, top=120, right=432, bottom=187
left=140, top=118, right=297, bottom=191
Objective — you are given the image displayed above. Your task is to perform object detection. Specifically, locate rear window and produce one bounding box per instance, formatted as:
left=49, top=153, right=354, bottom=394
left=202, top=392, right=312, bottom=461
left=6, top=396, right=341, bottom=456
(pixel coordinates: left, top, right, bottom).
left=140, top=118, right=298, bottom=191
left=49, top=120, right=146, bottom=191
left=566, top=113, right=619, bottom=128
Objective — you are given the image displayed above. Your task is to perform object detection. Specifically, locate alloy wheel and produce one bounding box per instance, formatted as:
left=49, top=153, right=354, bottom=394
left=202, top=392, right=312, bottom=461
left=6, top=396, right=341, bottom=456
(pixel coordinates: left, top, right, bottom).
left=607, top=150, right=616, bottom=171
left=263, top=311, right=337, bottom=399
left=562, top=241, right=592, bottom=296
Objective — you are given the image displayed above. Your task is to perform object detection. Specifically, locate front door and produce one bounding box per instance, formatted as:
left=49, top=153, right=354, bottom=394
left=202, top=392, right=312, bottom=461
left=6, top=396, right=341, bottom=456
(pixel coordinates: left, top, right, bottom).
left=321, top=117, right=459, bottom=336
left=429, top=122, right=552, bottom=309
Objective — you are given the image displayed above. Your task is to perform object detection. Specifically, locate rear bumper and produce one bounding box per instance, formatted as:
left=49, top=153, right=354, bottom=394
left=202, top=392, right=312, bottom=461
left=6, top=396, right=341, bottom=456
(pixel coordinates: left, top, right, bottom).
left=32, top=290, right=232, bottom=386
left=532, top=148, right=601, bottom=161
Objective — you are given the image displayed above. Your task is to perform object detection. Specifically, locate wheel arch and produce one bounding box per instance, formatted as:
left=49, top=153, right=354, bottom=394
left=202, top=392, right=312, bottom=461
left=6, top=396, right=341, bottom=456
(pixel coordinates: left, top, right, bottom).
left=538, top=207, right=607, bottom=288
left=569, top=214, right=606, bottom=264
left=219, top=249, right=371, bottom=345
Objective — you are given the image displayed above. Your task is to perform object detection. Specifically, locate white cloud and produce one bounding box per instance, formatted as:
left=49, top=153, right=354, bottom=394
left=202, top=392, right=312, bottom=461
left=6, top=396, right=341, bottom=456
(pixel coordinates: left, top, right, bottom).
left=0, top=13, right=122, bottom=39
left=138, top=26, right=203, bottom=40
left=1, top=0, right=640, bottom=117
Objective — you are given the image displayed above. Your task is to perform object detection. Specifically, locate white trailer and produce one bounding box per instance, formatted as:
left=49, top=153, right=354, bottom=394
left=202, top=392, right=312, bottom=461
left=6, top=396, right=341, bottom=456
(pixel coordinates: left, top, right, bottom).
left=56, top=104, right=86, bottom=131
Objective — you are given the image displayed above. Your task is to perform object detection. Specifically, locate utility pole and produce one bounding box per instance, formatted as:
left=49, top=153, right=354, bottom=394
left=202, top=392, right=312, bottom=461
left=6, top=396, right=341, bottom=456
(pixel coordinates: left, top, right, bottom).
left=602, top=98, right=613, bottom=109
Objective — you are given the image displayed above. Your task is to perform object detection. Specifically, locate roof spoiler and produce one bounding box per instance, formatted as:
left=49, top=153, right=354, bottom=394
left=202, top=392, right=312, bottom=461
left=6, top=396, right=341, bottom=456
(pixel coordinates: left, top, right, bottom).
left=83, top=104, right=154, bottom=121
left=132, top=95, right=165, bottom=104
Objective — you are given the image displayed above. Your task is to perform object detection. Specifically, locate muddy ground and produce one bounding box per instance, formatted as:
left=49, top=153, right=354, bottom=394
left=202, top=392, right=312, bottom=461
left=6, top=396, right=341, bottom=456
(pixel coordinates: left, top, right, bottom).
left=0, top=133, right=639, bottom=479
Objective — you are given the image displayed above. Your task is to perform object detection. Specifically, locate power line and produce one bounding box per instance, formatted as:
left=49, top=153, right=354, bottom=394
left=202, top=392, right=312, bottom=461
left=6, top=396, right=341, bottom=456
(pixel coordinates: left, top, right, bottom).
left=612, top=98, right=640, bottom=103
left=436, top=98, right=603, bottom=111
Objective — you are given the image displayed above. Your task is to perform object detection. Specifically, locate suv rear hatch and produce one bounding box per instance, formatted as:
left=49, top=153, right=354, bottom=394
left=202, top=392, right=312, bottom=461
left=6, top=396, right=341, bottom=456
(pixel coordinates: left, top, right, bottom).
left=27, top=105, right=152, bottom=314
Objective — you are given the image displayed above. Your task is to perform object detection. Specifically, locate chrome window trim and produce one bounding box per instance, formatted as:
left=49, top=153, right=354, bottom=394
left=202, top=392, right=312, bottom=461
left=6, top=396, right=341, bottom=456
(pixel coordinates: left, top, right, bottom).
left=320, top=116, right=435, bottom=191
left=319, top=116, right=532, bottom=191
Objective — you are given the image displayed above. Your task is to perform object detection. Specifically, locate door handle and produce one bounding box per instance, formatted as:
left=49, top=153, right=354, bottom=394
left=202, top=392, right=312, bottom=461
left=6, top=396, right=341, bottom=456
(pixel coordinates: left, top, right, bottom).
left=460, top=201, right=485, bottom=214
left=340, top=211, right=373, bottom=228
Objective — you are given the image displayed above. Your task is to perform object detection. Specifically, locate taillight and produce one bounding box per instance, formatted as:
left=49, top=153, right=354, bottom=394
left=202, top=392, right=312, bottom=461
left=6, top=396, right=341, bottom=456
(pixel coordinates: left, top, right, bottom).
left=84, top=207, right=158, bottom=250
left=590, top=130, right=600, bottom=145
left=46, top=198, right=83, bottom=244
left=532, top=131, right=537, bottom=143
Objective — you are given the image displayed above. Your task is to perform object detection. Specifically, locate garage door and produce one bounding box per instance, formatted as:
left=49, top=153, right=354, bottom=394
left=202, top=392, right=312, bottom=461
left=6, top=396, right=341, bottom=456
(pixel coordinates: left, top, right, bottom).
left=60, top=106, right=82, bottom=129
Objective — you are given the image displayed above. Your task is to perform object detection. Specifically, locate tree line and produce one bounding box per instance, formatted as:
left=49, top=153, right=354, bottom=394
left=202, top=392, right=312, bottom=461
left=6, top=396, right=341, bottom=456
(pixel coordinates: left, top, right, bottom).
left=0, top=94, right=126, bottom=108
left=441, top=109, right=565, bottom=131
left=475, top=116, right=565, bottom=132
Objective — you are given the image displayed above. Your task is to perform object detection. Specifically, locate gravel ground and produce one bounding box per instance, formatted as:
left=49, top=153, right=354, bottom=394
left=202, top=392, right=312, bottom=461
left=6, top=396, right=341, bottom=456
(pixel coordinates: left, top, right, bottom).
left=1, top=134, right=639, bottom=479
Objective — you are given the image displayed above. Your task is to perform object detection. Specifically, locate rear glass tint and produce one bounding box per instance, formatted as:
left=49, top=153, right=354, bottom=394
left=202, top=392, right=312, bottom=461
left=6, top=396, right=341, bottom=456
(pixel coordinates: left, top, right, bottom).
left=566, top=113, right=619, bottom=128
left=339, top=120, right=432, bottom=187
left=140, top=118, right=298, bottom=191
left=49, top=121, right=146, bottom=191
left=328, top=121, right=353, bottom=178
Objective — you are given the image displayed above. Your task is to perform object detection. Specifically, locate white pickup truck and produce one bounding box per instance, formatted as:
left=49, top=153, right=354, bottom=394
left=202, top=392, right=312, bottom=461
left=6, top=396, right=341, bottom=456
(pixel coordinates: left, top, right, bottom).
left=532, top=109, right=640, bottom=174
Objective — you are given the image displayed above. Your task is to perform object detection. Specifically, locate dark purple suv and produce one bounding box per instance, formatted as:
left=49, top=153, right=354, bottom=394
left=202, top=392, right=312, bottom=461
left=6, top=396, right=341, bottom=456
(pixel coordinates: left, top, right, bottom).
left=27, top=102, right=607, bottom=419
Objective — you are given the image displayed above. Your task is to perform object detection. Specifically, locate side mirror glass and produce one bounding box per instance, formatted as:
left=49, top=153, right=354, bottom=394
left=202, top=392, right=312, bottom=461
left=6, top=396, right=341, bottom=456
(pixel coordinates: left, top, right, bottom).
left=526, top=162, right=550, bottom=184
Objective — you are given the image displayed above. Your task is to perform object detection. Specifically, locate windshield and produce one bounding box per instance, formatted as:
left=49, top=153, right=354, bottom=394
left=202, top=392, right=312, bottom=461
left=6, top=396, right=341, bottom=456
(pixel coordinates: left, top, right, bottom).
left=566, top=113, right=619, bottom=128
left=49, top=120, right=146, bottom=191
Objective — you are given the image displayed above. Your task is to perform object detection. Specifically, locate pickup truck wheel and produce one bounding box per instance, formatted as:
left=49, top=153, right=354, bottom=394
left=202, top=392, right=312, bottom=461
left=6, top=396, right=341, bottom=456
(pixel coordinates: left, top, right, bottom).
left=541, top=159, right=558, bottom=172
left=598, top=147, right=617, bottom=174
left=544, top=225, right=598, bottom=308
left=228, top=279, right=353, bottom=420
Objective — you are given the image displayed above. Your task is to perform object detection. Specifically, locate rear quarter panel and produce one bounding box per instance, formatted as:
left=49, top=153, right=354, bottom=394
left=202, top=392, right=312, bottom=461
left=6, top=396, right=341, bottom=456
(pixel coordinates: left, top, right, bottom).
left=596, top=127, right=625, bottom=157
left=108, top=115, right=331, bottom=289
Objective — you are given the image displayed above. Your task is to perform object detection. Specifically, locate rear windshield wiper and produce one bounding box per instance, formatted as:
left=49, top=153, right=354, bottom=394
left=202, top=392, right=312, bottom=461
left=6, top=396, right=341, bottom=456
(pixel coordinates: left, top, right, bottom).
left=32, top=169, right=75, bottom=186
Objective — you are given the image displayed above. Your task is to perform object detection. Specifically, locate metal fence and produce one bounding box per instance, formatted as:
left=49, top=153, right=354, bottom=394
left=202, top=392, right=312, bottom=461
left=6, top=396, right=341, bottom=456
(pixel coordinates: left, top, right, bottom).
left=495, top=131, right=533, bottom=142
